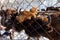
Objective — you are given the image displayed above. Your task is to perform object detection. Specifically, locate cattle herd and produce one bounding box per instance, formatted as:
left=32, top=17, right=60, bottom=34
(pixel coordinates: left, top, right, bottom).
left=0, top=6, right=60, bottom=40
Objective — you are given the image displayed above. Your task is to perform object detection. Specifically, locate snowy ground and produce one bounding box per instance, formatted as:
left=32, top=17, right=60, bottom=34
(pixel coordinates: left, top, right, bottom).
left=0, top=29, right=49, bottom=40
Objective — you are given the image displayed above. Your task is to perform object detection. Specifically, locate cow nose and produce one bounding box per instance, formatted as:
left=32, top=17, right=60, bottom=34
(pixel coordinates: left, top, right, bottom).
left=5, top=19, right=8, bottom=23
left=5, top=19, right=13, bottom=25
left=5, top=19, right=9, bottom=24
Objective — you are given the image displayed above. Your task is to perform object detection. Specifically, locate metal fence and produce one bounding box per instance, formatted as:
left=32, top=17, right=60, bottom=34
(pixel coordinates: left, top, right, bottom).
left=0, top=0, right=60, bottom=40
left=0, top=0, right=60, bottom=10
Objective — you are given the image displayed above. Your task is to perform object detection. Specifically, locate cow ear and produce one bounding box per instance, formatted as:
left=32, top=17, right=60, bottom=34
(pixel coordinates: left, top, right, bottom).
left=30, top=7, right=37, bottom=13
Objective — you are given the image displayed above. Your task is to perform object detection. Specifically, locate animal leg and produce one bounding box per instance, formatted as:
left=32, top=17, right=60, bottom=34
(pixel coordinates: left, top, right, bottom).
left=9, top=33, right=13, bottom=40
left=27, top=36, right=30, bottom=40
left=36, top=37, right=39, bottom=40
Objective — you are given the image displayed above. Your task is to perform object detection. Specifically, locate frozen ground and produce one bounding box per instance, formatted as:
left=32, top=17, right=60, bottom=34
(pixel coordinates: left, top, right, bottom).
left=0, top=29, right=49, bottom=40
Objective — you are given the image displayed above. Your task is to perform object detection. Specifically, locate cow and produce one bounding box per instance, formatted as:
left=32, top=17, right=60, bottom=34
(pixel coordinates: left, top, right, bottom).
left=0, top=7, right=60, bottom=40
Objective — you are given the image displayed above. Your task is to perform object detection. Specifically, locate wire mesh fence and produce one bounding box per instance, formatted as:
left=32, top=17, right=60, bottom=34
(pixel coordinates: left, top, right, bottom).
left=0, top=0, right=60, bottom=40
left=0, top=0, right=60, bottom=10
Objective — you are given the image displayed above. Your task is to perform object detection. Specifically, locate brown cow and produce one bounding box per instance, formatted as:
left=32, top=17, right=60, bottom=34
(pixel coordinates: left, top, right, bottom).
left=0, top=7, right=60, bottom=40
left=39, top=12, right=60, bottom=40
left=0, top=9, right=18, bottom=40
left=24, top=12, right=60, bottom=40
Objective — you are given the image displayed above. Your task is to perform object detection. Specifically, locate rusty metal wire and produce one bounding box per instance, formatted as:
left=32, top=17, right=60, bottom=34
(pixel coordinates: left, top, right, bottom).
left=0, top=0, right=60, bottom=40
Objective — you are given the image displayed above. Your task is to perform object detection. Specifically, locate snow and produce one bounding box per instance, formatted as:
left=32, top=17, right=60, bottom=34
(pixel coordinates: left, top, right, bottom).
left=0, top=30, right=49, bottom=40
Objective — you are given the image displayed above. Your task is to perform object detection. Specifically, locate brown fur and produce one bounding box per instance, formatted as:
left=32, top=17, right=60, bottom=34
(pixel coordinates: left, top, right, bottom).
left=16, top=7, right=38, bottom=23
left=6, top=9, right=17, bottom=15
left=42, top=12, right=60, bottom=40
left=1, top=8, right=60, bottom=40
